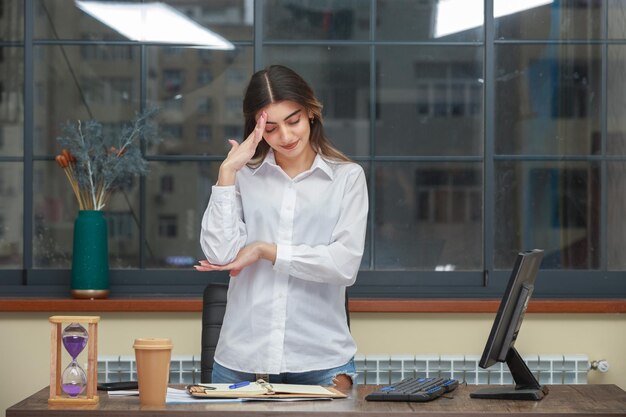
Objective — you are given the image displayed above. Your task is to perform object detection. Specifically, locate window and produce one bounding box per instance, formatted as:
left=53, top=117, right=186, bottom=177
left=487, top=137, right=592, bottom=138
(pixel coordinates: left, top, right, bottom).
left=81, top=77, right=135, bottom=104
left=160, top=175, right=174, bottom=194
left=3, top=0, right=626, bottom=300
left=414, top=169, right=481, bottom=224
left=224, top=125, right=243, bottom=140
left=162, top=70, right=184, bottom=96
left=197, top=70, right=213, bottom=85
left=226, top=68, right=245, bottom=84
left=198, top=49, right=214, bottom=63
left=197, top=97, right=212, bottom=114
left=162, top=124, right=183, bottom=140
left=158, top=215, right=178, bottom=238
left=107, top=212, right=133, bottom=240
left=197, top=125, right=211, bottom=142
left=226, top=97, right=241, bottom=117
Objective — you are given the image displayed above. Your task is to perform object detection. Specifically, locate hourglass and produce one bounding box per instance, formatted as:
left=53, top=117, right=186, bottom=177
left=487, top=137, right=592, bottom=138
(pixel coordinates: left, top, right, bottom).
left=48, top=316, right=99, bottom=405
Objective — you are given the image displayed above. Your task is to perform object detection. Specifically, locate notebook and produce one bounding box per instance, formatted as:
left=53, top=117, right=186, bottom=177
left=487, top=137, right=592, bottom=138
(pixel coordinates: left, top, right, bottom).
left=186, top=380, right=346, bottom=399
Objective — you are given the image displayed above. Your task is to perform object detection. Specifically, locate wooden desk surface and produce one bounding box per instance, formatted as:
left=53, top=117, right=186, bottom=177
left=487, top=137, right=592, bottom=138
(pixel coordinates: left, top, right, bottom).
left=7, top=384, right=626, bottom=417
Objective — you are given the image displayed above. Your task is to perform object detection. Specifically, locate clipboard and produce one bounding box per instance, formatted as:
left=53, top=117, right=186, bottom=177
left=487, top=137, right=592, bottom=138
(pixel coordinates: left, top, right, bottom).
left=186, top=379, right=347, bottom=399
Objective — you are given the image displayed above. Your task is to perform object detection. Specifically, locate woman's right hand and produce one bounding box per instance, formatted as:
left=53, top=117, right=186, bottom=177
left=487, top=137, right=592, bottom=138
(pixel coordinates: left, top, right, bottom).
left=217, top=111, right=267, bottom=186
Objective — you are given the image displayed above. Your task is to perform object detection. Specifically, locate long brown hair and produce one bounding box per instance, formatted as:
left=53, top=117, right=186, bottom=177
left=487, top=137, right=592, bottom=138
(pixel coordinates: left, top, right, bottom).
left=243, top=65, right=351, bottom=167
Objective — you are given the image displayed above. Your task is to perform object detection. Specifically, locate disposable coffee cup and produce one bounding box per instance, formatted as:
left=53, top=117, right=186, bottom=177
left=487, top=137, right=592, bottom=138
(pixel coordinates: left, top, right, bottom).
left=133, top=338, right=173, bottom=406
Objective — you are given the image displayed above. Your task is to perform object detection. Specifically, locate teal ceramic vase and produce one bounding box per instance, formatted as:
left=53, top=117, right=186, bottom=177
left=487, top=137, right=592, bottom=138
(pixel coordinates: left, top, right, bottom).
left=71, top=210, right=110, bottom=299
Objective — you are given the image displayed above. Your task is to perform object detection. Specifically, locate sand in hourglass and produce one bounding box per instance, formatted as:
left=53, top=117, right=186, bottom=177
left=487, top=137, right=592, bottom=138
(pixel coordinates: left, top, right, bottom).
left=63, top=335, right=87, bottom=358
left=62, top=363, right=86, bottom=396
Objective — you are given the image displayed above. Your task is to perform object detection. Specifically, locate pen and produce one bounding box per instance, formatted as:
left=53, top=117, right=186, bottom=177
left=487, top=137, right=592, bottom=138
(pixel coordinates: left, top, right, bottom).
left=229, top=381, right=251, bottom=389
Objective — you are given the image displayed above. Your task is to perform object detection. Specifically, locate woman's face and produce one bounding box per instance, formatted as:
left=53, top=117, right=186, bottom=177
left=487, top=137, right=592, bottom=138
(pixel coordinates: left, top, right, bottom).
left=258, top=100, right=314, bottom=163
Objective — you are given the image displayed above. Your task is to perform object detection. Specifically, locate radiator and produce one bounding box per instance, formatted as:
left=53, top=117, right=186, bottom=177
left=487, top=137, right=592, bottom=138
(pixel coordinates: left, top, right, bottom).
left=97, top=353, right=590, bottom=385
left=353, top=354, right=590, bottom=385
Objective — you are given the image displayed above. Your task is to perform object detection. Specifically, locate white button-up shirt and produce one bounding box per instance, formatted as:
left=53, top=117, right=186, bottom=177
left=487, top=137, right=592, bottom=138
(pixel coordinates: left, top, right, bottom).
left=200, top=150, right=368, bottom=374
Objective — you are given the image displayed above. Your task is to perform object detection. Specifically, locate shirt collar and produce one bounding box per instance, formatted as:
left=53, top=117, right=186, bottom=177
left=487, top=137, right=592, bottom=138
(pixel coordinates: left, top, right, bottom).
left=252, top=149, right=334, bottom=180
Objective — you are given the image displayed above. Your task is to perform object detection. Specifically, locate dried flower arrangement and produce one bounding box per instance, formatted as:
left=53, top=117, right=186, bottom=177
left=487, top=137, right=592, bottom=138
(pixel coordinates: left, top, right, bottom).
left=55, top=108, right=159, bottom=211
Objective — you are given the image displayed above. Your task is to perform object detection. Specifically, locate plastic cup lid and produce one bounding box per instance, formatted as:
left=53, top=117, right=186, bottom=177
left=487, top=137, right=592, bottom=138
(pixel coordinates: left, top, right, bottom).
left=133, top=338, right=173, bottom=350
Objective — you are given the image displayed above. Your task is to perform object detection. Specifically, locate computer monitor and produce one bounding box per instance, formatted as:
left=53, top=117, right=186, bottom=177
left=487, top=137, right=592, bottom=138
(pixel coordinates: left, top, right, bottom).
left=470, top=249, right=549, bottom=401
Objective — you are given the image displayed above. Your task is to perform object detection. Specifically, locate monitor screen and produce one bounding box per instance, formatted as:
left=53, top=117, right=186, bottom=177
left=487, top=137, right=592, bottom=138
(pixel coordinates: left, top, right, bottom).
left=470, top=249, right=549, bottom=401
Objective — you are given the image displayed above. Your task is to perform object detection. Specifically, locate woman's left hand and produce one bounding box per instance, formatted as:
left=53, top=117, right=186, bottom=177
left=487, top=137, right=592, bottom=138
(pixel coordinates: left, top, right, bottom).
left=194, top=242, right=276, bottom=277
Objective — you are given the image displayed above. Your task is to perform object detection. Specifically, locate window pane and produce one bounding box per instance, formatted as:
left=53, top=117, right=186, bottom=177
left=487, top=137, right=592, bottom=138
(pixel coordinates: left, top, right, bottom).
left=608, top=46, right=626, bottom=155
left=33, top=161, right=140, bottom=268
left=0, top=47, right=23, bottom=156
left=494, top=161, right=599, bottom=270
left=146, top=46, right=252, bottom=156
left=145, top=161, right=217, bottom=268
left=608, top=162, right=626, bottom=270
left=34, top=0, right=130, bottom=41
left=609, top=0, right=626, bottom=39
left=34, top=0, right=249, bottom=42
left=375, top=162, right=482, bottom=270
left=495, top=44, right=601, bottom=155
left=264, top=0, right=369, bottom=41
left=0, top=0, right=23, bottom=41
left=495, top=0, right=602, bottom=40
left=263, top=46, right=370, bottom=157
left=377, top=0, right=483, bottom=41
left=33, top=45, right=140, bottom=154
left=0, top=162, right=22, bottom=267
left=376, top=46, right=483, bottom=156
left=161, top=0, right=253, bottom=41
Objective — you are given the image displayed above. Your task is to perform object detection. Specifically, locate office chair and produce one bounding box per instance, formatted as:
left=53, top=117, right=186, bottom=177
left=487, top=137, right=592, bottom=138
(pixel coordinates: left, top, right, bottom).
left=200, top=282, right=229, bottom=383
left=200, top=282, right=351, bottom=383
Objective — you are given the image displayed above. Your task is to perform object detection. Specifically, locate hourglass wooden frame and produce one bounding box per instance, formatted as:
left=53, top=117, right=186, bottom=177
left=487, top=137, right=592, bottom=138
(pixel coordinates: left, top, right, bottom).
left=48, top=316, right=100, bottom=405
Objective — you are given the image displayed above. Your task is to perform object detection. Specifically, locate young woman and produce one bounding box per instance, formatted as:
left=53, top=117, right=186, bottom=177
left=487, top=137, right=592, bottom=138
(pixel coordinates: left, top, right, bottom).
left=197, top=65, right=368, bottom=388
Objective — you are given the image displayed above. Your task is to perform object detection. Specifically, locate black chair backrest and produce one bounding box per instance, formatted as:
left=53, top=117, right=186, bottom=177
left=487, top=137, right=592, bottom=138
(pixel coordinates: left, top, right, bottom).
left=200, top=282, right=351, bottom=383
left=200, top=282, right=228, bottom=383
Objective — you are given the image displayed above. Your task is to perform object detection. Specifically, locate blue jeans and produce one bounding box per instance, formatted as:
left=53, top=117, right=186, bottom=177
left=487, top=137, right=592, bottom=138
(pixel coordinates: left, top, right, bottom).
left=211, top=358, right=357, bottom=385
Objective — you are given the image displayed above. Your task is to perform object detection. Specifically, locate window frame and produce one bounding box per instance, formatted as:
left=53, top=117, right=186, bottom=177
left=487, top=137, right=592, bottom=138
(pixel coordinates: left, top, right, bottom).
left=1, top=0, right=625, bottom=301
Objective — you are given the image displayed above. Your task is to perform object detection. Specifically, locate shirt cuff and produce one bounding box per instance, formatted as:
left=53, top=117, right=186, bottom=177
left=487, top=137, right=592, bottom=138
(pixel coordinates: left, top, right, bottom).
left=210, top=185, right=236, bottom=203
left=273, top=244, right=292, bottom=274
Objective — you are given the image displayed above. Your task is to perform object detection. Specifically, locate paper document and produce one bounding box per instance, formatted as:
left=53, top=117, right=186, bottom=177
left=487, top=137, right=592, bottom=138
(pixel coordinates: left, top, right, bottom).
left=107, top=390, right=139, bottom=397
left=166, top=388, right=242, bottom=404
left=108, top=388, right=241, bottom=403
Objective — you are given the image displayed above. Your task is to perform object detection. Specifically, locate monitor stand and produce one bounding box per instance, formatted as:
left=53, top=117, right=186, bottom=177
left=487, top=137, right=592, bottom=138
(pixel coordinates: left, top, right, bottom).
left=470, top=347, right=550, bottom=400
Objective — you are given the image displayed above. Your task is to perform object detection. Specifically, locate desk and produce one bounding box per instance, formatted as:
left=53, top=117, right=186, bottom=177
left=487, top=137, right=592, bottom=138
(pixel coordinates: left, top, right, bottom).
left=7, top=384, right=626, bottom=417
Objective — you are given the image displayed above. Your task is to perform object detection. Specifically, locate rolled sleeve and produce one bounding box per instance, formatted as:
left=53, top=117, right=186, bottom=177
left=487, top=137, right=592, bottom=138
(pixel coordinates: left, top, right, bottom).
left=210, top=185, right=237, bottom=240
left=200, top=184, right=246, bottom=265
left=210, top=185, right=236, bottom=202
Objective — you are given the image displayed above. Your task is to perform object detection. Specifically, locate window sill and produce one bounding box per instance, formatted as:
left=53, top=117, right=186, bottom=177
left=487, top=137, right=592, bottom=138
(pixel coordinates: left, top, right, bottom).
left=0, top=298, right=625, bottom=313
